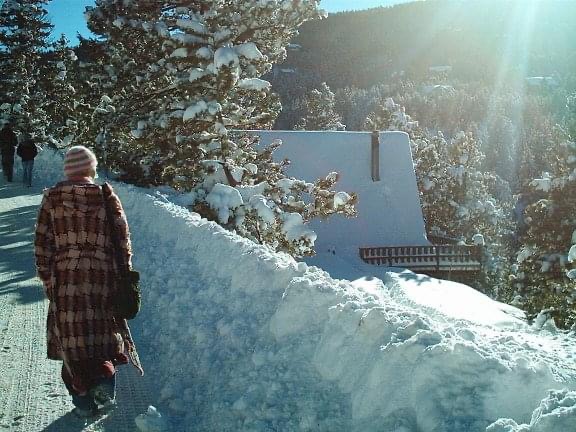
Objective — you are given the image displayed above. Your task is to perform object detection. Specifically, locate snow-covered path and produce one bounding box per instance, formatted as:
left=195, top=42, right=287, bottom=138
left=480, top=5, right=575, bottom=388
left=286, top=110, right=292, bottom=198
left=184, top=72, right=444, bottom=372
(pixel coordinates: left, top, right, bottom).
left=0, top=179, right=151, bottom=432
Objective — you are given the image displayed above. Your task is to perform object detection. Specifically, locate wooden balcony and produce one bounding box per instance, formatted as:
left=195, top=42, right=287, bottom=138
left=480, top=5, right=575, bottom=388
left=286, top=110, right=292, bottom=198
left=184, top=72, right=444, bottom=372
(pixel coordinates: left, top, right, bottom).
left=359, top=245, right=483, bottom=273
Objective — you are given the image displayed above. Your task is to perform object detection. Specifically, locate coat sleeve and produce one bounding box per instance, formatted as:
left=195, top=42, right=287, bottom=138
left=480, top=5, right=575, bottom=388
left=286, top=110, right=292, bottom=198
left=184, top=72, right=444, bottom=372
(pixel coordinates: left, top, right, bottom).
left=34, top=192, right=56, bottom=299
left=105, top=185, right=133, bottom=269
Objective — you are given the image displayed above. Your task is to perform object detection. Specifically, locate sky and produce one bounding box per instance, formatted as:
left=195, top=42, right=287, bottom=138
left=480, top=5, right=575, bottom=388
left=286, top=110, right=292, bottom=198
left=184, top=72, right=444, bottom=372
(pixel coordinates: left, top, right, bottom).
left=46, top=0, right=412, bottom=44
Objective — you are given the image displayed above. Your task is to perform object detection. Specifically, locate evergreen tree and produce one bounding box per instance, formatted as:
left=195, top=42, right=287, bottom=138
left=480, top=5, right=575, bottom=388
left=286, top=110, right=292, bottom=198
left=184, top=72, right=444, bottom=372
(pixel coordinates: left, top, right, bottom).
left=514, top=116, right=560, bottom=192
left=85, top=0, right=356, bottom=257
left=566, top=94, right=576, bottom=310
left=0, top=0, right=53, bottom=137
left=416, top=131, right=507, bottom=242
left=62, top=35, right=124, bottom=158
left=361, top=98, right=511, bottom=260
left=514, top=125, right=576, bottom=327
left=362, top=98, right=514, bottom=296
left=409, top=129, right=513, bottom=295
left=480, top=115, right=517, bottom=188
left=294, top=82, right=345, bottom=130
left=362, top=97, right=418, bottom=132
left=361, top=99, right=509, bottom=240
left=40, top=34, right=86, bottom=148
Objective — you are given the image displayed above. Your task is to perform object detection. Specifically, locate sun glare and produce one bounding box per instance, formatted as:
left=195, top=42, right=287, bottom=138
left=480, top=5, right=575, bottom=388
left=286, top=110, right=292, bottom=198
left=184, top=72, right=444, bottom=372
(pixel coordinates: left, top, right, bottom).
left=484, top=0, right=540, bottom=176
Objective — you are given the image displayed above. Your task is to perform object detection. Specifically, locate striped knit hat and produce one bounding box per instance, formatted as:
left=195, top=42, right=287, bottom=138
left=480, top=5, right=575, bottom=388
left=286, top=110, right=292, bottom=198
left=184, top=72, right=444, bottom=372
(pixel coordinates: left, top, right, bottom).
left=64, top=146, right=98, bottom=177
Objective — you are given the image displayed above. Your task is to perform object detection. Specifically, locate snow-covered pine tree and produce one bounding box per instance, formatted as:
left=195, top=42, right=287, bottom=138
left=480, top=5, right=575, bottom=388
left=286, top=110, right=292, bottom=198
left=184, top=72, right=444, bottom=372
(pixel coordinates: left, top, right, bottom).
left=415, top=132, right=505, bottom=242
left=515, top=117, right=563, bottom=191
left=480, top=115, right=517, bottom=188
left=401, top=127, right=512, bottom=296
left=63, top=35, right=124, bottom=157
left=0, top=0, right=53, bottom=137
left=362, top=97, right=418, bottom=133
left=39, top=34, right=89, bottom=148
left=333, top=86, right=373, bottom=131
left=294, top=82, right=345, bottom=130
left=363, top=99, right=514, bottom=296
left=568, top=93, right=576, bottom=138
left=360, top=99, right=511, bottom=258
left=361, top=99, right=510, bottom=245
left=514, top=125, right=576, bottom=327
left=85, top=0, right=356, bottom=257
left=568, top=93, right=576, bottom=288
left=569, top=236, right=576, bottom=289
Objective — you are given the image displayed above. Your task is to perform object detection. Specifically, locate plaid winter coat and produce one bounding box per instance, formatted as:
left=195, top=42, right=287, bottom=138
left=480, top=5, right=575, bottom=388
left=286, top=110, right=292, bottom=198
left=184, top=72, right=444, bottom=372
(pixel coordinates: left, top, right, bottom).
left=34, top=181, right=132, bottom=362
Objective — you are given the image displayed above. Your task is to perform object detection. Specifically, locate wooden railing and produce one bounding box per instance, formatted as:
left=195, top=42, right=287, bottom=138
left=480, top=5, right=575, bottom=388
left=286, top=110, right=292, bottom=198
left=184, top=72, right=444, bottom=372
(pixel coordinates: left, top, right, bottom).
left=359, top=245, right=483, bottom=272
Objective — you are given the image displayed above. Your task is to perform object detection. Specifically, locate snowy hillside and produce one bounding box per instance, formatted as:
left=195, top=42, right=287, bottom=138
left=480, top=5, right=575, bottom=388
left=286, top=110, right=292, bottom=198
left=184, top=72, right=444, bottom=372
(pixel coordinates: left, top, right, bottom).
left=33, top=149, right=576, bottom=432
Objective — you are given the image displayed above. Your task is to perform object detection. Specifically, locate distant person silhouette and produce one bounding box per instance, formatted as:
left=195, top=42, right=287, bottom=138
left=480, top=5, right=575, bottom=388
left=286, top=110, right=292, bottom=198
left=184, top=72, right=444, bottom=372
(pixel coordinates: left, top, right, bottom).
left=16, top=133, right=38, bottom=187
left=0, top=122, right=18, bottom=182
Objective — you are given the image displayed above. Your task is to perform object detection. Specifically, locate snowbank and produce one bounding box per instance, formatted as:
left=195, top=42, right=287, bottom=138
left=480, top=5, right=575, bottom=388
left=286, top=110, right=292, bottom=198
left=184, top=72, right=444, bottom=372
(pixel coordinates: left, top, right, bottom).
left=34, top=148, right=576, bottom=431
left=487, top=390, right=576, bottom=431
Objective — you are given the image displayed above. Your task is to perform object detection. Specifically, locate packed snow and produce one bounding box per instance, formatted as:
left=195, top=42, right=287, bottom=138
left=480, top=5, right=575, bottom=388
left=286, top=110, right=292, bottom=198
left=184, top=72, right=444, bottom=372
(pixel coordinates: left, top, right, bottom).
left=183, top=101, right=208, bottom=122
left=170, top=47, right=188, bottom=58
left=175, top=18, right=206, bottom=34
left=238, top=78, right=271, bottom=91
left=530, top=172, right=553, bottom=192
left=235, top=42, right=264, bottom=60
left=205, top=183, right=243, bottom=223
left=29, top=148, right=576, bottom=431
left=135, top=406, right=170, bottom=432
left=214, top=46, right=240, bottom=70
left=487, top=390, right=576, bottom=432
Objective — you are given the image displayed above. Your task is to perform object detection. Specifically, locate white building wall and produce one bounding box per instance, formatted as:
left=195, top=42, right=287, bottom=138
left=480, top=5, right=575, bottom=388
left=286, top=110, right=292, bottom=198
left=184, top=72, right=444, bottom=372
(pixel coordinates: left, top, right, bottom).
left=253, top=131, right=431, bottom=258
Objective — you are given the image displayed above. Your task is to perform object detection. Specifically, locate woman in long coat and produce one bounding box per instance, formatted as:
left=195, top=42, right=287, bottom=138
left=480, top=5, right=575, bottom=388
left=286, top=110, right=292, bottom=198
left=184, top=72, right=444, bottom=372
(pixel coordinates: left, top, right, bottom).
left=34, top=145, right=142, bottom=418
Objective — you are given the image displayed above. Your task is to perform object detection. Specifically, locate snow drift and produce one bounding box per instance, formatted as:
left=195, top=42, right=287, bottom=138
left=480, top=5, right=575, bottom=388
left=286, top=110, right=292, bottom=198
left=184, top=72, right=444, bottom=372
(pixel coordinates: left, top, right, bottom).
left=33, top=148, right=576, bottom=431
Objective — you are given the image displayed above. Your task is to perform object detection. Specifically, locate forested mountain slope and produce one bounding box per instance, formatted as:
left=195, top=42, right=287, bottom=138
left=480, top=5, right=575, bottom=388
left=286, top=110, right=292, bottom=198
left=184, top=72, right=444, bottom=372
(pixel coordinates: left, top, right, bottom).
left=278, top=0, right=576, bottom=89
